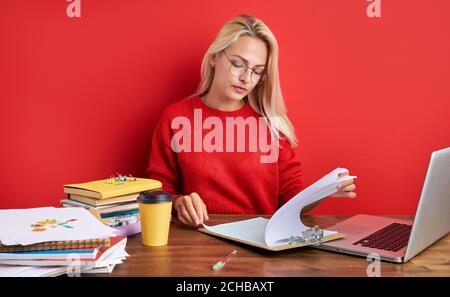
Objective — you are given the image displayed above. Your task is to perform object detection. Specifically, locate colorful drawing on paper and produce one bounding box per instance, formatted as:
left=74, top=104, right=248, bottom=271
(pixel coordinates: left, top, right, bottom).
left=30, top=218, right=78, bottom=232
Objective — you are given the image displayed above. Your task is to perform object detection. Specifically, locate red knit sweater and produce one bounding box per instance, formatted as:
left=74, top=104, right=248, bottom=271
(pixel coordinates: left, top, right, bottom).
left=147, top=95, right=303, bottom=214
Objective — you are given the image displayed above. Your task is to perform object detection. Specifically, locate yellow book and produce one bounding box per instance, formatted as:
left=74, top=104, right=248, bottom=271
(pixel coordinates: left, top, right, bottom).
left=64, top=177, right=162, bottom=199
left=69, top=193, right=140, bottom=207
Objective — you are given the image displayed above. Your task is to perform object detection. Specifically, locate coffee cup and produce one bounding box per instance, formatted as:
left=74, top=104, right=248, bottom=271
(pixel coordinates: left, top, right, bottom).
left=137, top=190, right=173, bottom=246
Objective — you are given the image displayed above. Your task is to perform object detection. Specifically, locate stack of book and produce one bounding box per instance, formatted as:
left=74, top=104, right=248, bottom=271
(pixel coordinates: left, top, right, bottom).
left=0, top=207, right=128, bottom=276
left=0, top=237, right=128, bottom=276
left=61, top=176, right=162, bottom=236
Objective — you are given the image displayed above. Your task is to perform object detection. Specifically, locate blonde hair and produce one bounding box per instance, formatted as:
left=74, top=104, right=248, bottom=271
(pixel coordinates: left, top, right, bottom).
left=192, top=14, right=298, bottom=147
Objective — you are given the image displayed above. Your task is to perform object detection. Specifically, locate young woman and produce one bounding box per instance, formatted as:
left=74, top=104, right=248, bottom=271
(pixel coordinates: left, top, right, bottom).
left=147, top=15, right=356, bottom=227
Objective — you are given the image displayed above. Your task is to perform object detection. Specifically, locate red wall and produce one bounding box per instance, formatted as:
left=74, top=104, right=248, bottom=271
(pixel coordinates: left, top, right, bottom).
left=1, top=1, right=449, bottom=215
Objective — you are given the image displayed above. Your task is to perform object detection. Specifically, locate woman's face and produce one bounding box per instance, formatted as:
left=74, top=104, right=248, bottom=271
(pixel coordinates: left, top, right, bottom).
left=211, top=35, right=267, bottom=103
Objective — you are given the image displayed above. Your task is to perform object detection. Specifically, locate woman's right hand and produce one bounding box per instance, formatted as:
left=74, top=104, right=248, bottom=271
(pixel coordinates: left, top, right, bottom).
left=174, top=192, right=209, bottom=226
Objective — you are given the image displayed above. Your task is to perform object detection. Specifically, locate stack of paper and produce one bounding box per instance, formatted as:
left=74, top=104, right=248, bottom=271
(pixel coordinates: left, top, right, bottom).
left=0, top=265, right=68, bottom=277
left=0, top=207, right=129, bottom=277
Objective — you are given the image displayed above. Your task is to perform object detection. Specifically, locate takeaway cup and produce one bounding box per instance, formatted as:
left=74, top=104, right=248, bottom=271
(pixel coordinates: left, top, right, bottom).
left=138, top=190, right=173, bottom=246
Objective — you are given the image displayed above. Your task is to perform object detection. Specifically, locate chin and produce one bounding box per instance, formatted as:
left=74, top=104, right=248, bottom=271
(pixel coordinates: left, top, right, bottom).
left=227, top=90, right=247, bottom=101
left=229, top=94, right=246, bottom=101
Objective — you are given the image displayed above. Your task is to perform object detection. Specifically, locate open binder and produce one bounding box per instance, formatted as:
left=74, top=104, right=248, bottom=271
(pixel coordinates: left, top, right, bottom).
left=199, top=168, right=356, bottom=251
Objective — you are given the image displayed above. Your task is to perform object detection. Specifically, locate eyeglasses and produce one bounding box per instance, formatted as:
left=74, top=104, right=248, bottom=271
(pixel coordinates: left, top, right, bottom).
left=223, top=51, right=266, bottom=84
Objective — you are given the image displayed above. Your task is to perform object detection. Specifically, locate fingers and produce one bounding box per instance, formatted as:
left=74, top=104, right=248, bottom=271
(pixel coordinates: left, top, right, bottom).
left=183, top=195, right=201, bottom=225
left=338, top=171, right=349, bottom=178
left=202, top=203, right=209, bottom=221
left=176, top=199, right=195, bottom=225
left=335, top=176, right=357, bottom=198
left=334, top=170, right=357, bottom=198
left=333, top=190, right=357, bottom=198
left=177, top=207, right=192, bottom=225
left=175, top=192, right=209, bottom=226
left=191, top=192, right=209, bottom=221
left=190, top=193, right=205, bottom=225
left=339, top=183, right=356, bottom=192
left=347, top=191, right=357, bottom=198
left=337, top=179, right=354, bottom=190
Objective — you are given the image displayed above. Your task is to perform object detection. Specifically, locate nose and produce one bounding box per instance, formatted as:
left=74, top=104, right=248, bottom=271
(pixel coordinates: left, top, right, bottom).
left=239, top=68, right=251, bottom=84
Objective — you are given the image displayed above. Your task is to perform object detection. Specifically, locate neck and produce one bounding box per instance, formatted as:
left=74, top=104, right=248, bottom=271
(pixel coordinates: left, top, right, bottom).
left=201, top=89, right=245, bottom=112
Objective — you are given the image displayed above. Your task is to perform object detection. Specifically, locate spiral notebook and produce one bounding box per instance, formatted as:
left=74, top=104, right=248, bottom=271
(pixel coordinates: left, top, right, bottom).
left=0, top=238, right=111, bottom=252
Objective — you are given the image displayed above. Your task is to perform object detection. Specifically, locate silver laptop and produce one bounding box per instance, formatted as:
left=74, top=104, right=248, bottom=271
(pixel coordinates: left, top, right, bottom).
left=315, top=147, right=450, bottom=263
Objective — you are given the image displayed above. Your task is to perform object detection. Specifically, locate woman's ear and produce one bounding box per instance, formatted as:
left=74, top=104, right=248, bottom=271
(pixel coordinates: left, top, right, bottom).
left=210, top=53, right=217, bottom=68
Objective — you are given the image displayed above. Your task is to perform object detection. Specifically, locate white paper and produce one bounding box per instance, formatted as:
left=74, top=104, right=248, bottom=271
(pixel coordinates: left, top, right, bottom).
left=0, top=207, right=55, bottom=246
left=264, top=167, right=356, bottom=246
left=82, top=264, right=116, bottom=274
left=94, top=237, right=127, bottom=268
left=0, top=265, right=36, bottom=277
left=95, top=248, right=128, bottom=267
left=0, top=238, right=128, bottom=275
left=0, top=264, right=67, bottom=277
left=203, top=167, right=357, bottom=247
left=203, top=217, right=268, bottom=246
left=13, top=266, right=68, bottom=277
left=0, top=207, right=118, bottom=246
left=0, top=240, right=127, bottom=267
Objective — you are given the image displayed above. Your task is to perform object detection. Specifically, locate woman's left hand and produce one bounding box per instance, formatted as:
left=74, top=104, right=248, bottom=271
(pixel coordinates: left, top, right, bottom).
left=331, top=171, right=357, bottom=198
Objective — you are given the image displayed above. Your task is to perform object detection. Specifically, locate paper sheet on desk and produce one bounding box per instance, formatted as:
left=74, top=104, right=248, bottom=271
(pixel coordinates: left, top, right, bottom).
left=0, top=207, right=118, bottom=246
left=0, top=207, right=55, bottom=246
left=203, top=167, right=356, bottom=247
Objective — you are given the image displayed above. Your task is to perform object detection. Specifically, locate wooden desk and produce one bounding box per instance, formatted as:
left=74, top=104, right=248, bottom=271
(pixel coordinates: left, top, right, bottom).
left=108, top=215, right=450, bottom=277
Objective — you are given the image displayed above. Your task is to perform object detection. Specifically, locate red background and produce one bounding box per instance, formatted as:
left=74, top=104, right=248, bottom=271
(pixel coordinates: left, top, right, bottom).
left=1, top=0, right=449, bottom=215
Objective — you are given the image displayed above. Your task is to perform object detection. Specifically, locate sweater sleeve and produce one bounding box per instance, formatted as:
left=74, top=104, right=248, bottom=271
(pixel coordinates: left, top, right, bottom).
left=278, top=137, right=303, bottom=207
left=146, top=109, right=180, bottom=195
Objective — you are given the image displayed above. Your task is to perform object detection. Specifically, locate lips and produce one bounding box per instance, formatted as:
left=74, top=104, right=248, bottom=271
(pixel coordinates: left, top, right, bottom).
left=233, top=85, right=247, bottom=92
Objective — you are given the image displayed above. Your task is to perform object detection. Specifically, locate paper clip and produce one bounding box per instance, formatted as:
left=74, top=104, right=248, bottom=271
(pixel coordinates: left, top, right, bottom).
left=106, top=173, right=137, bottom=184
left=288, top=226, right=324, bottom=246
left=126, top=174, right=137, bottom=181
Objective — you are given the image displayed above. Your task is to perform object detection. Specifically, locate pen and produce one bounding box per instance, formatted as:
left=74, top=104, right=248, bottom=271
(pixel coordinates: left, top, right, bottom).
left=212, top=249, right=238, bottom=271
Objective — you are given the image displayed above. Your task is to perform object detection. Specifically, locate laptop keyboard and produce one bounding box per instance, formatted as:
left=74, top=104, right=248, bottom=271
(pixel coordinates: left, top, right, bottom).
left=352, top=223, right=412, bottom=252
